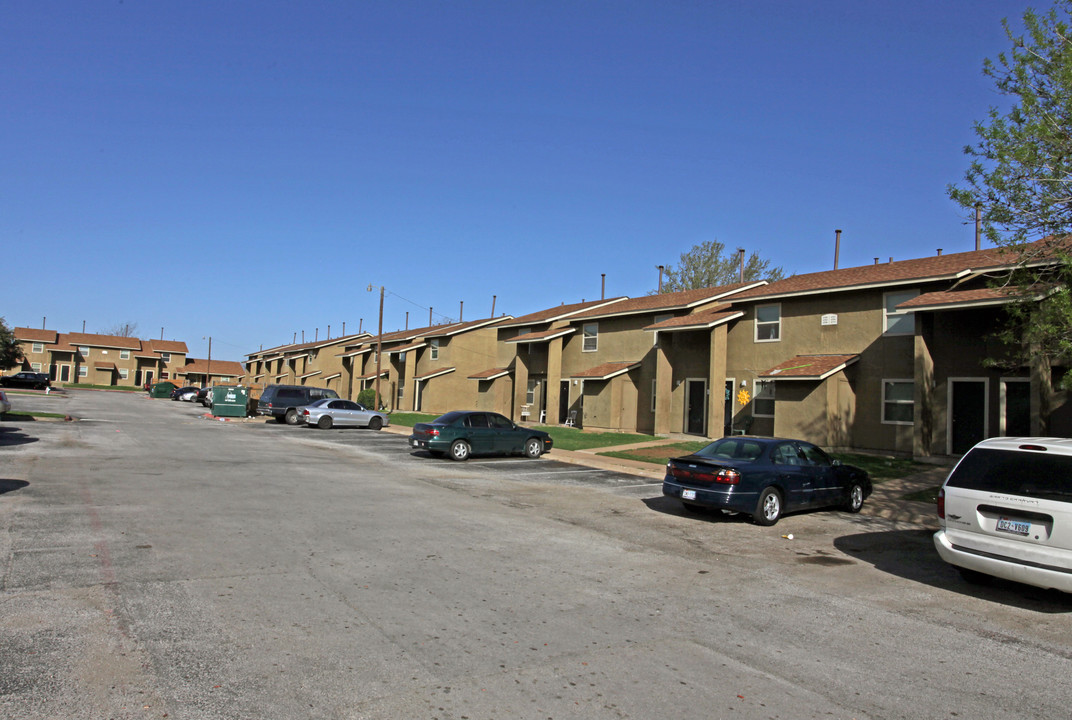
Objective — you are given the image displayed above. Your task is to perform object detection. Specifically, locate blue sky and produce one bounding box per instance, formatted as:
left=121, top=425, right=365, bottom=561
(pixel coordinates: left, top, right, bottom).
left=3, top=1, right=1030, bottom=361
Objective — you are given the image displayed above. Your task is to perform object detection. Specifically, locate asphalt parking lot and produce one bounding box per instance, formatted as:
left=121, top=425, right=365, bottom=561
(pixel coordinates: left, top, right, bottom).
left=3, top=390, right=1072, bottom=719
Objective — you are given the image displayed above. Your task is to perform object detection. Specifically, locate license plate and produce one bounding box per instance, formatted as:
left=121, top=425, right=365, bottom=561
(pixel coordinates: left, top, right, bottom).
left=996, top=517, right=1031, bottom=536
left=682, top=489, right=697, bottom=500
left=411, top=440, right=420, bottom=448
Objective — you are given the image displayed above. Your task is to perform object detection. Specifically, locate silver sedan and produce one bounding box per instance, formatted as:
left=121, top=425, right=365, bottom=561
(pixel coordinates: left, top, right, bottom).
left=301, top=398, right=390, bottom=430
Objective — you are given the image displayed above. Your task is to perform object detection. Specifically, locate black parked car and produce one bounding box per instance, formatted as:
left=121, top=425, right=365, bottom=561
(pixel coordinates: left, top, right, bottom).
left=0, top=372, right=51, bottom=390
left=256, top=384, right=340, bottom=425
left=663, top=436, right=871, bottom=526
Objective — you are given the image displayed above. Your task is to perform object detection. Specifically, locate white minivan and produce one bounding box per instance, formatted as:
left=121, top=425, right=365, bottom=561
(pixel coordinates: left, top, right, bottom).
left=934, top=437, right=1072, bottom=593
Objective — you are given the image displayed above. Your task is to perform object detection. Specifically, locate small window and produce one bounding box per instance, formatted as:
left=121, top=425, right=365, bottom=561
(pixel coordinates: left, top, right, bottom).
left=755, top=304, right=781, bottom=342
left=430, top=339, right=439, bottom=360
left=582, top=323, right=598, bottom=352
left=32, top=342, right=44, bottom=354
left=526, top=378, right=536, bottom=405
left=882, top=380, right=914, bottom=424
left=161, top=372, right=170, bottom=380
left=79, top=346, right=90, bottom=357
left=754, top=380, right=775, bottom=417
left=119, top=368, right=129, bottom=380
left=397, top=383, right=404, bottom=404
left=884, top=289, right=919, bottom=335
left=161, top=352, right=171, bottom=363
left=120, top=350, right=130, bottom=360
left=78, top=366, right=88, bottom=377
left=31, top=362, right=42, bottom=372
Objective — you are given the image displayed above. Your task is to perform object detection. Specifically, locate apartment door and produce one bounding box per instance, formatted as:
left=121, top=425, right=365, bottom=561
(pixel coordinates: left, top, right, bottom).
left=58, top=364, right=71, bottom=383
left=1001, top=379, right=1031, bottom=436
left=685, top=379, right=706, bottom=435
left=559, top=380, right=570, bottom=424
left=950, top=379, right=987, bottom=454
left=724, top=379, right=735, bottom=436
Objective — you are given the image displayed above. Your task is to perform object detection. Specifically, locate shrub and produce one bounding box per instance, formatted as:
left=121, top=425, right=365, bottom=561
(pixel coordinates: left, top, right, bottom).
left=356, top=388, right=377, bottom=408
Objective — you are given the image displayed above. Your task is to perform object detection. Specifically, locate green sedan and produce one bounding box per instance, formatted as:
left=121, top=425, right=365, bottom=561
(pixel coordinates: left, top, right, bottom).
left=409, top=410, right=553, bottom=461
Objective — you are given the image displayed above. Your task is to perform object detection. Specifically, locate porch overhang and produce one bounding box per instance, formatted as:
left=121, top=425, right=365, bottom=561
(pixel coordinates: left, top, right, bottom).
left=896, top=286, right=1049, bottom=312
left=415, top=367, right=457, bottom=381
left=469, top=367, right=511, bottom=381
left=570, top=360, right=641, bottom=381
left=760, top=354, right=859, bottom=381
left=358, top=370, right=390, bottom=380
left=323, top=373, right=341, bottom=381
left=643, top=309, right=744, bottom=333
left=297, top=370, right=322, bottom=380
left=506, top=328, right=576, bottom=344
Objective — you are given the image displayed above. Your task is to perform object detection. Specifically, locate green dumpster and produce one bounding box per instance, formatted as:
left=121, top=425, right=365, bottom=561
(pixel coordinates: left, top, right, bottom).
left=149, top=381, right=177, bottom=398
left=212, top=386, right=250, bottom=418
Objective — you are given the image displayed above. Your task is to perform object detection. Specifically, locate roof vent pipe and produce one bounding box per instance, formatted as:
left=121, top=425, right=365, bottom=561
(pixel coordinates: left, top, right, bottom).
left=833, top=229, right=842, bottom=270
left=975, top=203, right=982, bottom=251
left=601, top=273, right=606, bottom=300
left=491, top=295, right=496, bottom=318
left=889, top=257, right=893, bottom=264
left=937, top=249, right=943, bottom=256
left=405, top=312, right=409, bottom=330
left=874, top=258, right=879, bottom=265
left=459, top=301, right=464, bottom=322
left=657, top=265, right=665, bottom=293
left=737, top=248, right=745, bottom=283
left=429, top=308, right=433, bottom=326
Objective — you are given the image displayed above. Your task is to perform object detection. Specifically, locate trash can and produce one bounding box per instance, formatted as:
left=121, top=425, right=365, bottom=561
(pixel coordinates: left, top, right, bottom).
left=149, top=381, right=177, bottom=398
left=211, top=386, right=250, bottom=418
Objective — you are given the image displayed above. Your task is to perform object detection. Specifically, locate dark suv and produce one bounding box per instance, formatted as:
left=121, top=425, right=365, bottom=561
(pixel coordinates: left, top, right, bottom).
left=0, top=372, right=51, bottom=390
left=256, top=384, right=340, bottom=425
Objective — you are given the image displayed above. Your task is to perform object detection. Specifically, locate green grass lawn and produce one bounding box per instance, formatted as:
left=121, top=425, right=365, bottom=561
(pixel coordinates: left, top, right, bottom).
left=3, top=411, right=68, bottom=420
left=387, top=412, right=656, bottom=451
left=387, top=412, right=439, bottom=427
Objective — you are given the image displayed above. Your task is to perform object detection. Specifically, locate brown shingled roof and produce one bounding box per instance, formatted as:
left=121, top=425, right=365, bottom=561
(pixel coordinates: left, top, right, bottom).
left=496, top=298, right=628, bottom=328
left=642, top=305, right=743, bottom=332
left=506, top=327, right=576, bottom=344
left=897, top=286, right=1040, bottom=311
left=14, top=328, right=58, bottom=343
left=181, top=358, right=245, bottom=376
left=570, top=282, right=764, bottom=321
left=731, top=245, right=1027, bottom=301
left=570, top=361, right=642, bottom=380
left=66, top=332, right=143, bottom=350
left=760, top=354, right=859, bottom=381
left=468, top=367, right=511, bottom=380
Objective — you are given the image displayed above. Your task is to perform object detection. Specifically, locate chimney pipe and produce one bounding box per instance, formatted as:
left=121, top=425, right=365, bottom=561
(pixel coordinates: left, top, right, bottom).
left=937, top=249, right=943, bottom=256
left=358, top=318, right=363, bottom=333
left=405, top=312, right=409, bottom=330
left=975, top=203, right=982, bottom=251
left=491, top=295, right=497, bottom=318
left=315, top=328, right=319, bottom=341
left=657, top=265, right=665, bottom=293
left=83, top=320, right=86, bottom=332
left=601, top=273, right=605, bottom=300
left=302, top=330, right=305, bottom=342
left=293, top=332, right=297, bottom=344
left=343, top=321, right=346, bottom=335
left=737, top=248, right=745, bottom=283
left=327, top=325, right=330, bottom=339
left=42, top=316, right=46, bottom=329
left=459, top=301, right=464, bottom=322
left=874, top=258, right=879, bottom=265
left=429, top=307, right=433, bottom=326
left=888, top=257, right=893, bottom=264
left=833, top=229, right=842, bottom=270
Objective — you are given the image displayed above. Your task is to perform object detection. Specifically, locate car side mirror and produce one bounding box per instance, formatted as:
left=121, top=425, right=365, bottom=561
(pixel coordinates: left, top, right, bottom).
left=832, top=459, right=842, bottom=466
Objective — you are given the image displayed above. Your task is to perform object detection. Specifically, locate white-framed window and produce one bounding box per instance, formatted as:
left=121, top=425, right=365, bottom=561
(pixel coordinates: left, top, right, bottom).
left=79, top=346, right=90, bottom=357
left=120, top=350, right=130, bottom=360
left=397, top=383, right=404, bottom=404
left=161, top=352, right=171, bottom=363
left=526, top=378, right=536, bottom=405
left=161, top=372, right=170, bottom=380
left=755, top=304, right=781, bottom=342
left=754, top=379, right=775, bottom=417
left=883, top=289, right=919, bottom=335
left=31, top=362, right=42, bottom=372
left=119, top=368, right=129, bottom=380
left=882, top=379, right=914, bottom=424
left=32, top=342, right=44, bottom=354
left=582, top=323, right=598, bottom=352
left=78, top=365, right=88, bottom=377
left=430, top=339, right=439, bottom=360
left=651, top=379, right=657, bottom=413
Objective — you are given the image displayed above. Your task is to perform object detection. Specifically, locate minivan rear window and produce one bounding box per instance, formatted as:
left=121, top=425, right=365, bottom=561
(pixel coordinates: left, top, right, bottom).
left=947, top=448, right=1072, bottom=501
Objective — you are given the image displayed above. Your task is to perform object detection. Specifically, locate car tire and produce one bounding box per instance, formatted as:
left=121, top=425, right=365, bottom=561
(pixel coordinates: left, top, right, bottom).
left=523, top=438, right=542, bottom=458
left=317, top=416, right=332, bottom=429
left=449, top=440, right=471, bottom=461
left=844, top=481, right=865, bottom=513
left=368, top=417, right=383, bottom=431
left=753, top=487, right=783, bottom=526
left=285, top=409, right=301, bottom=426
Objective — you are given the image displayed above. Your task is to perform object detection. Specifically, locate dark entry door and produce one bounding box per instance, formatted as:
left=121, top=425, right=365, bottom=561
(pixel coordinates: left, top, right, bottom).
left=1004, top=381, right=1031, bottom=436
left=724, top=380, right=734, bottom=436
left=951, top=380, right=986, bottom=454
left=559, top=381, right=570, bottom=424
left=686, top=380, right=706, bottom=435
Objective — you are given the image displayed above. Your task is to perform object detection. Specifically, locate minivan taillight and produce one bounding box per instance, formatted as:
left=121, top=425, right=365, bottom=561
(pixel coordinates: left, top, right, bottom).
left=937, top=487, right=945, bottom=519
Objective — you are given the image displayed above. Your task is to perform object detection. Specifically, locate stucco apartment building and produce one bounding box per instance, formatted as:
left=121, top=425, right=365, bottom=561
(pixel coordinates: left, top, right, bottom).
left=12, top=328, right=191, bottom=387
left=245, top=333, right=373, bottom=397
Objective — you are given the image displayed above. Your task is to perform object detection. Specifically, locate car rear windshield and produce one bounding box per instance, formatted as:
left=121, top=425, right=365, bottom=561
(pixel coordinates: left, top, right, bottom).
left=947, top=448, right=1072, bottom=501
left=695, top=438, right=765, bottom=462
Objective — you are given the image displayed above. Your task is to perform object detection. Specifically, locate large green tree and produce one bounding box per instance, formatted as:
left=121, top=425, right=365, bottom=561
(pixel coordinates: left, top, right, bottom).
left=0, top=318, right=23, bottom=369
left=658, top=240, right=784, bottom=294
left=948, top=1, right=1072, bottom=385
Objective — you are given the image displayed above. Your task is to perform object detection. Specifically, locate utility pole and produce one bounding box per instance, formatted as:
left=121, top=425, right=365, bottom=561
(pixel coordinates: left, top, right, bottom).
left=368, top=284, right=385, bottom=410
left=204, top=336, right=212, bottom=386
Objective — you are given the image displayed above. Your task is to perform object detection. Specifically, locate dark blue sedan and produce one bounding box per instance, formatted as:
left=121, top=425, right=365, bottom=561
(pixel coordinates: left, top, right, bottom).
left=663, top=436, right=871, bottom=525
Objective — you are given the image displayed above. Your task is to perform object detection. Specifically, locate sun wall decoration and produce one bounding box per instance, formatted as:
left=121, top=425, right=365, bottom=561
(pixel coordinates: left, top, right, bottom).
left=737, top=388, right=751, bottom=406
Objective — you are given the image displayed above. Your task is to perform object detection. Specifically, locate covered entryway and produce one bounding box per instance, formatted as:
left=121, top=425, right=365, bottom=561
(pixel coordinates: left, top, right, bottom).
left=949, top=379, right=988, bottom=454
left=1001, top=378, right=1031, bottom=437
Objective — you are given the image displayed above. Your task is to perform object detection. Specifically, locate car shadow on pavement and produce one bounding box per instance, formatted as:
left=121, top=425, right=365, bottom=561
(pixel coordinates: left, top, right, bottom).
left=642, top=495, right=754, bottom=523
left=0, top=426, right=39, bottom=447
left=0, top=479, right=29, bottom=495
left=835, top=529, right=1072, bottom=613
